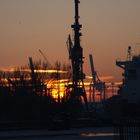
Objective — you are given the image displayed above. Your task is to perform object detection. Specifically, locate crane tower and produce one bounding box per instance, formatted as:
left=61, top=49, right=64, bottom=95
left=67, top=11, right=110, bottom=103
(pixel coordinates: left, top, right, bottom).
left=66, top=0, right=88, bottom=111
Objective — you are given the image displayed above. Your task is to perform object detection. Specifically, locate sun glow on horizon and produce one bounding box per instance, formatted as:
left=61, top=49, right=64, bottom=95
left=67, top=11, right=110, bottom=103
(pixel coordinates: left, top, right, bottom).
left=0, top=68, right=120, bottom=102
left=0, top=68, right=67, bottom=74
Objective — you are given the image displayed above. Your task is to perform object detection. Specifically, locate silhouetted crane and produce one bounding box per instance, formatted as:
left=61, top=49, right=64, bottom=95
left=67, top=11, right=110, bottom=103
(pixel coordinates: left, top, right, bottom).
left=38, top=49, right=51, bottom=68
left=66, top=0, right=89, bottom=111
left=89, top=54, right=106, bottom=103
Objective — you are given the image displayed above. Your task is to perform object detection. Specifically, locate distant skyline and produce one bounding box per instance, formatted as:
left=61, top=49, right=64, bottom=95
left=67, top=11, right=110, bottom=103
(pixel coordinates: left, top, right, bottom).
left=0, top=0, right=140, bottom=82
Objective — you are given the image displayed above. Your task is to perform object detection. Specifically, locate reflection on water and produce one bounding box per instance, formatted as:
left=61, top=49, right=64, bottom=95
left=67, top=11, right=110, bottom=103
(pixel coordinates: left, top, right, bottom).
left=3, top=132, right=117, bottom=140
left=80, top=132, right=116, bottom=137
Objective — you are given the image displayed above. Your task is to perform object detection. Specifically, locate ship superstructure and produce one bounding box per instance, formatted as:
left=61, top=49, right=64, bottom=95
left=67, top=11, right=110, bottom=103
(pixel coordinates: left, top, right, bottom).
left=116, top=46, right=140, bottom=103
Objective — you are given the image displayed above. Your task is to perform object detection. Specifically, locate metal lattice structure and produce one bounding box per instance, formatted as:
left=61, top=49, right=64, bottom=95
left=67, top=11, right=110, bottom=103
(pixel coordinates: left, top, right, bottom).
left=66, top=0, right=88, bottom=111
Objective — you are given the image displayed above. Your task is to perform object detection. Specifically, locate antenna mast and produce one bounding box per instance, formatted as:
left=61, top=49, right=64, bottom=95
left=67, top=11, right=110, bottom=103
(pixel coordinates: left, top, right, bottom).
left=127, top=46, right=132, bottom=61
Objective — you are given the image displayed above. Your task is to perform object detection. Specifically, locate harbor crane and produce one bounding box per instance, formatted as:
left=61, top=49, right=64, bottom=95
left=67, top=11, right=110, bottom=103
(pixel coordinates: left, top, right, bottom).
left=29, top=57, right=45, bottom=96
left=66, top=0, right=89, bottom=111
left=89, top=54, right=106, bottom=103
left=38, top=49, right=51, bottom=68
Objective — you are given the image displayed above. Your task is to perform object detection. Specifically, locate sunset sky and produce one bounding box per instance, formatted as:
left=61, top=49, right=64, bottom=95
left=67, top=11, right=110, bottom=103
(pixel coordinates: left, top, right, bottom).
left=0, top=0, right=140, bottom=82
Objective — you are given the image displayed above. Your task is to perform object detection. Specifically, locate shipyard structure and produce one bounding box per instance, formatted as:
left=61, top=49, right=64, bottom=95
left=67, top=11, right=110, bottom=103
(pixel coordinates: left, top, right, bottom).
left=116, top=46, right=140, bottom=103
left=1, top=0, right=138, bottom=130
left=0, top=0, right=92, bottom=129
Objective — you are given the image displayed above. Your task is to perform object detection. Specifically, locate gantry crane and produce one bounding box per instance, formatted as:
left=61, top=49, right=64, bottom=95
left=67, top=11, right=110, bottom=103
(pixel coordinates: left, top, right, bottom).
left=66, top=0, right=88, bottom=111
left=89, top=54, right=106, bottom=103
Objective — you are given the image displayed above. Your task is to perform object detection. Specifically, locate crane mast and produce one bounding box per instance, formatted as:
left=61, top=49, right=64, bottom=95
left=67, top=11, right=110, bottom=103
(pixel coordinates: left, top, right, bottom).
left=89, top=54, right=106, bottom=103
left=89, top=54, right=96, bottom=84
left=66, top=0, right=88, bottom=111
left=71, top=0, right=83, bottom=86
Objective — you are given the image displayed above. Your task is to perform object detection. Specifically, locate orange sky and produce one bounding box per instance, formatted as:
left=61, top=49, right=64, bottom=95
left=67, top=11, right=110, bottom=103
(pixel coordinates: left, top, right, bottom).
left=0, top=0, right=140, bottom=82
